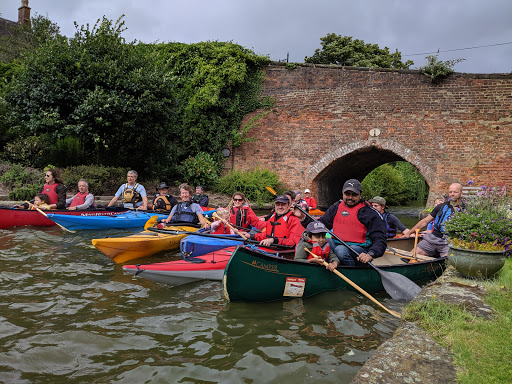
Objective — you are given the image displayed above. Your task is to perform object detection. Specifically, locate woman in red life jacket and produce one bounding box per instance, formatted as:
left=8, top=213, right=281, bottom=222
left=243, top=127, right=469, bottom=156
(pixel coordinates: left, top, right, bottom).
left=240, top=194, right=304, bottom=247
left=294, top=221, right=339, bottom=271
left=228, top=192, right=266, bottom=232
left=210, top=208, right=235, bottom=234
left=66, top=179, right=95, bottom=210
left=15, top=168, right=67, bottom=210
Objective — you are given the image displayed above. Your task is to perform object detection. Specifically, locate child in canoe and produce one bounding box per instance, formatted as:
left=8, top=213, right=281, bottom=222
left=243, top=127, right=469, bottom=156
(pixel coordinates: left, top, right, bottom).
left=294, top=221, right=339, bottom=271
left=30, top=193, right=52, bottom=210
left=211, top=208, right=235, bottom=235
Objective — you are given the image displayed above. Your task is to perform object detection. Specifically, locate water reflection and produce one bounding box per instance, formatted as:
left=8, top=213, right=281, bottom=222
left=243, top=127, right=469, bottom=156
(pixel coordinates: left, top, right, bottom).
left=0, top=225, right=405, bottom=383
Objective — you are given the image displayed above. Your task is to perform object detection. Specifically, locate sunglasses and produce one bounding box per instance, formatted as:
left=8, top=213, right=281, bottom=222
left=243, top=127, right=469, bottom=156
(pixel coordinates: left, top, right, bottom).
left=233, top=198, right=244, bottom=202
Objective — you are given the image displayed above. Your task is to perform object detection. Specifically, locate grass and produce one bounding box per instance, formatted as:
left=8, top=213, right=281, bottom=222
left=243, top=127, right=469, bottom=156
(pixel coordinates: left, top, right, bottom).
left=403, top=258, right=512, bottom=383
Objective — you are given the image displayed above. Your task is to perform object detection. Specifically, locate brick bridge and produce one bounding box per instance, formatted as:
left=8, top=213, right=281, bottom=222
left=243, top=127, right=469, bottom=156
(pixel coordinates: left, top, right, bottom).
left=229, top=64, right=512, bottom=207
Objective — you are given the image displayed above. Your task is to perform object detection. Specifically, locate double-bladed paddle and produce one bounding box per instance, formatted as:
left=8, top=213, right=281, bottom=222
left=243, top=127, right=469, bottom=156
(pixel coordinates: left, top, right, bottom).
left=146, top=226, right=294, bottom=250
left=294, top=204, right=422, bottom=301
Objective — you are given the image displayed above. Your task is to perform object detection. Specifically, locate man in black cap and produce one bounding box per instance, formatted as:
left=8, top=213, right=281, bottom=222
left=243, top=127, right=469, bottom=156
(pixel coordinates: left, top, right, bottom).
left=149, top=182, right=178, bottom=211
left=319, top=179, right=387, bottom=265
left=241, top=194, right=304, bottom=247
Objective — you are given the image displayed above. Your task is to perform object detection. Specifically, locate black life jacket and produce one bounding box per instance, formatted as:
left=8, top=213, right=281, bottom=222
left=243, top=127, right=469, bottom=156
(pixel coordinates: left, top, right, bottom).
left=171, top=201, right=199, bottom=224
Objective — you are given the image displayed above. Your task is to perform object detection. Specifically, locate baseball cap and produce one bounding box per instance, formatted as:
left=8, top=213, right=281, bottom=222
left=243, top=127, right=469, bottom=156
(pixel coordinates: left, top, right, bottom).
left=369, top=196, right=386, bottom=206
left=304, top=188, right=311, bottom=193
left=306, top=221, right=329, bottom=234
left=275, top=195, right=290, bottom=203
left=342, top=179, right=362, bottom=194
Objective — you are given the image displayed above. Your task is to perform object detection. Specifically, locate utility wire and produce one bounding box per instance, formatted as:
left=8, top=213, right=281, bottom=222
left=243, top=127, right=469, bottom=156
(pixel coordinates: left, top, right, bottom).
left=403, top=41, right=512, bottom=57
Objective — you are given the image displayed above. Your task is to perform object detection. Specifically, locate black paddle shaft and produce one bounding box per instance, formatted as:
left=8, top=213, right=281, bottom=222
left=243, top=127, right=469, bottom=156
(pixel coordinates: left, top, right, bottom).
left=146, top=227, right=293, bottom=250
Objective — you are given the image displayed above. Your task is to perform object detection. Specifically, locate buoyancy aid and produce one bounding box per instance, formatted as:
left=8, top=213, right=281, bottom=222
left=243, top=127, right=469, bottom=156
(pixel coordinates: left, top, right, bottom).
left=70, top=192, right=93, bottom=208
left=383, top=212, right=397, bottom=238
left=153, top=194, right=172, bottom=211
left=332, top=201, right=367, bottom=244
left=212, top=222, right=232, bottom=234
left=265, top=211, right=293, bottom=239
left=31, top=203, right=51, bottom=210
left=42, top=183, right=59, bottom=204
left=122, top=183, right=142, bottom=205
left=171, top=201, right=199, bottom=224
left=230, top=206, right=249, bottom=229
left=309, top=242, right=331, bottom=261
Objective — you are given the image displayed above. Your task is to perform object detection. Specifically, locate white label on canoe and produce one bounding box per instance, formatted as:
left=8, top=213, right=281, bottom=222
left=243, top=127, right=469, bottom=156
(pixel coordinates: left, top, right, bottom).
left=283, top=277, right=306, bottom=297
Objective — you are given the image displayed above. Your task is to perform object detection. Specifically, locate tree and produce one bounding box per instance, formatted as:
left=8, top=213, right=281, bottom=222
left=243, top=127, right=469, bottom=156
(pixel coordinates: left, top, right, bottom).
left=419, top=55, right=465, bottom=83
left=305, top=33, right=413, bottom=69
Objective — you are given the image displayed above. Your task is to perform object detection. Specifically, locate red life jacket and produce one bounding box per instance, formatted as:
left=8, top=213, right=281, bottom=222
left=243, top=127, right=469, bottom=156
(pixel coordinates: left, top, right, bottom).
left=332, top=201, right=367, bottom=243
left=212, top=222, right=232, bottom=235
left=42, top=183, right=59, bottom=204
left=309, top=242, right=331, bottom=261
left=70, top=192, right=91, bottom=208
left=230, top=206, right=250, bottom=229
left=265, top=211, right=293, bottom=238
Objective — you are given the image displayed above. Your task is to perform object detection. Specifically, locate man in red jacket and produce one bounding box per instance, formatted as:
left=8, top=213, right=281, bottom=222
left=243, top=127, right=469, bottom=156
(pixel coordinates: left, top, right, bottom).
left=241, top=195, right=304, bottom=247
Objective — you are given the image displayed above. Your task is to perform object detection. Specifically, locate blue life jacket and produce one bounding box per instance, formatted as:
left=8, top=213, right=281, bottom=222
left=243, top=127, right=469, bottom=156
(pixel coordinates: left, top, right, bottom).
left=383, top=212, right=397, bottom=238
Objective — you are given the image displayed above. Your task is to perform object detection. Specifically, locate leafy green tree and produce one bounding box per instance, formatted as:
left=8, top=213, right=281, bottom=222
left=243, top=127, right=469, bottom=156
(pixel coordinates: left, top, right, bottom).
left=305, top=33, right=413, bottom=69
left=4, top=16, right=176, bottom=174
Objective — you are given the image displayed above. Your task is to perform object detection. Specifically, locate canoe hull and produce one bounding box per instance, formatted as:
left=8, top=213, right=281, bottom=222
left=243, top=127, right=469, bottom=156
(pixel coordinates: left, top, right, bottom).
left=123, top=248, right=233, bottom=286
left=0, top=207, right=126, bottom=229
left=46, top=211, right=167, bottom=231
left=223, top=246, right=447, bottom=302
left=92, top=225, right=200, bottom=263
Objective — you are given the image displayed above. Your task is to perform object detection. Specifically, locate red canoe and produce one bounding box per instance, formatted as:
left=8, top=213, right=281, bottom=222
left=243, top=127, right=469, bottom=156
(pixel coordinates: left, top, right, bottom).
left=123, top=245, right=295, bottom=287
left=0, top=207, right=126, bottom=229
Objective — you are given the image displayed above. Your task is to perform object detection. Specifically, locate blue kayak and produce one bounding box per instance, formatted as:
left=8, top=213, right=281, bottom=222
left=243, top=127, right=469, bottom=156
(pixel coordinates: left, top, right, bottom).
left=46, top=211, right=168, bottom=231
left=180, top=233, right=245, bottom=258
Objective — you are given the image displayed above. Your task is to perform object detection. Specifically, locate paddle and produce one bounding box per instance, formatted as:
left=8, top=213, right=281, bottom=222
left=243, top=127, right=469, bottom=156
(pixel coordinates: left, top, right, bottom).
left=305, top=248, right=401, bottom=318
left=294, top=204, right=422, bottom=301
left=27, top=201, right=75, bottom=233
left=144, top=215, right=159, bottom=231
left=412, top=228, right=420, bottom=262
left=265, top=186, right=277, bottom=196
left=213, top=212, right=246, bottom=238
left=146, top=227, right=293, bottom=249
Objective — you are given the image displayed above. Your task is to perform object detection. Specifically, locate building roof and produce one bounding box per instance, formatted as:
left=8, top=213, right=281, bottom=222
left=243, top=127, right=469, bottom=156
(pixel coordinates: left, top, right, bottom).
left=0, top=17, right=19, bottom=38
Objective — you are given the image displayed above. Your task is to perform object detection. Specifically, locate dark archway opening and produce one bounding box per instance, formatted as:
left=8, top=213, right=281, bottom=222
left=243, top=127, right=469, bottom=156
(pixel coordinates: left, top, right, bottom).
left=314, top=147, right=404, bottom=207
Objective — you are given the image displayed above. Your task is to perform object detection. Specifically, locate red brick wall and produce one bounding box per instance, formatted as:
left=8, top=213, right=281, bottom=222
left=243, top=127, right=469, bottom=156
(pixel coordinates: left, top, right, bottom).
left=230, top=63, right=512, bottom=207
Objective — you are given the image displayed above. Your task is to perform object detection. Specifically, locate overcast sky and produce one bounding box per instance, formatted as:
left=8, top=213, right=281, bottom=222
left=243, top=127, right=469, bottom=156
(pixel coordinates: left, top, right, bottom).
left=2, top=0, right=511, bottom=74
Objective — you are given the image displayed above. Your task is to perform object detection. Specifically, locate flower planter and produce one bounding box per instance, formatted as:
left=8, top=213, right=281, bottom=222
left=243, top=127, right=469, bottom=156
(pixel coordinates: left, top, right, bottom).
left=448, top=245, right=506, bottom=279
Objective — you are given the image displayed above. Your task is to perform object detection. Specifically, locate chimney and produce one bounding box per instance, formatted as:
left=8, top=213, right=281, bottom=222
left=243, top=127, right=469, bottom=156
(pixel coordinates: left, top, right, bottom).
left=18, top=0, right=31, bottom=27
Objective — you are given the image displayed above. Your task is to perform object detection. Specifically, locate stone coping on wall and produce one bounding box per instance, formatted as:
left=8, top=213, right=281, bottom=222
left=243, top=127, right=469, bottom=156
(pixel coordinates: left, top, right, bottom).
left=350, top=266, right=495, bottom=383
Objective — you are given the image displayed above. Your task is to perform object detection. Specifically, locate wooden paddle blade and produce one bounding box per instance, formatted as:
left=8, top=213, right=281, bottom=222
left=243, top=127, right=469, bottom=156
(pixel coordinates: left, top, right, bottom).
left=265, top=186, right=277, bottom=196
left=144, top=215, right=159, bottom=230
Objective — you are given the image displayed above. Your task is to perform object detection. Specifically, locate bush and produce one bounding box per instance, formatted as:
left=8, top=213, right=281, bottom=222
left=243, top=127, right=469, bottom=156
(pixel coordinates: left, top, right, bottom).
left=60, top=165, right=129, bottom=195
left=2, top=135, right=51, bottom=167
left=419, top=55, right=465, bottom=83
left=177, top=152, right=220, bottom=188
left=0, top=163, right=44, bottom=201
left=362, top=161, right=428, bottom=205
left=216, top=168, right=282, bottom=207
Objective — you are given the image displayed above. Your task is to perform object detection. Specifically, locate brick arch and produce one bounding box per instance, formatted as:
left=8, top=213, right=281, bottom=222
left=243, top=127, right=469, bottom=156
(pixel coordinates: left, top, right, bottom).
left=232, top=64, right=512, bottom=206
left=307, top=139, right=436, bottom=206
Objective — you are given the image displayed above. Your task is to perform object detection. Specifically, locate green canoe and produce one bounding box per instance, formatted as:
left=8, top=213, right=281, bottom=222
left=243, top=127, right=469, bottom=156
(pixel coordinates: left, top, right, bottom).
left=223, top=246, right=447, bottom=302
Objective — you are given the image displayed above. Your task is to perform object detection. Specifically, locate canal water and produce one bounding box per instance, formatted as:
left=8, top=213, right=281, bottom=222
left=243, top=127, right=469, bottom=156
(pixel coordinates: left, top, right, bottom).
left=0, top=205, right=423, bottom=383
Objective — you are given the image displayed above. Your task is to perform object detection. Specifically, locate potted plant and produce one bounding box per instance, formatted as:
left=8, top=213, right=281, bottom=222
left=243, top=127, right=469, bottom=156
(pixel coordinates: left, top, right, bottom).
left=443, top=183, right=512, bottom=278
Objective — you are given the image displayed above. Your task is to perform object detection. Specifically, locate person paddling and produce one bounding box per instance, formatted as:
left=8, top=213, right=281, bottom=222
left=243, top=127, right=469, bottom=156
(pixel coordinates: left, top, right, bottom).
left=107, top=170, right=148, bottom=210
left=163, top=183, right=210, bottom=229
left=14, top=168, right=67, bottom=210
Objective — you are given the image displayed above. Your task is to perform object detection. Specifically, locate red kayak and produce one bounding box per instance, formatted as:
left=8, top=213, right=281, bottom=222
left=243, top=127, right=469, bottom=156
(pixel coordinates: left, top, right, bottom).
left=0, top=207, right=127, bottom=229
left=123, top=245, right=295, bottom=287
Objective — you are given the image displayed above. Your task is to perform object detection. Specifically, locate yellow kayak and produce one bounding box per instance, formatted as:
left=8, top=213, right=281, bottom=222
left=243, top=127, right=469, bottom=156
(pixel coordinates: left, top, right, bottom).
left=91, top=225, right=200, bottom=264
